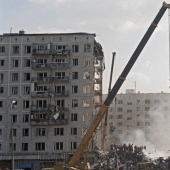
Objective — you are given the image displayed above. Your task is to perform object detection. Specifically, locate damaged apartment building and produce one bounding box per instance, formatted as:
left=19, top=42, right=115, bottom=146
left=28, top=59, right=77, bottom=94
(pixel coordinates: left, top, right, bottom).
left=0, top=31, right=105, bottom=169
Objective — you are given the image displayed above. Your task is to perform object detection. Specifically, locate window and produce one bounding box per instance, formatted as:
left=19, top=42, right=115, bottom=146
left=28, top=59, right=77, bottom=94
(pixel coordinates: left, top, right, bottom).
left=84, top=72, right=90, bottom=79
left=71, top=142, right=77, bottom=150
left=13, top=46, right=19, bottom=54
left=82, top=127, right=88, bottom=136
left=71, top=113, right=78, bottom=121
left=72, top=45, right=79, bottom=52
left=72, top=86, right=78, bottom=93
left=37, top=113, right=47, bottom=119
left=12, top=87, right=18, bottom=95
left=0, top=129, right=2, bottom=135
left=12, top=101, right=17, bottom=109
left=0, top=74, right=3, bottom=80
left=145, top=107, right=150, bottom=111
left=117, top=107, right=123, bottom=112
left=55, top=72, right=66, bottom=79
left=37, top=72, right=47, bottom=79
left=23, top=115, right=29, bottom=122
left=73, top=58, right=78, bottom=66
left=24, top=73, right=30, bottom=81
left=0, top=60, right=4, bottom=66
left=83, top=113, right=89, bottom=121
left=0, top=46, right=5, bottom=53
left=127, top=110, right=132, bottom=113
left=24, top=59, right=31, bottom=67
left=11, top=129, right=17, bottom=137
left=127, top=102, right=132, bottom=105
left=0, top=115, right=2, bottom=121
left=54, top=142, right=63, bottom=150
left=37, top=100, right=47, bottom=108
left=145, top=99, right=150, bottom=104
left=23, top=100, right=29, bottom=108
left=145, top=122, right=150, bottom=126
left=22, top=143, right=28, bottom=151
left=22, top=128, right=29, bottom=136
left=56, top=99, right=65, bottom=107
left=85, top=58, right=90, bottom=66
left=84, top=44, right=91, bottom=52
left=71, top=128, right=77, bottom=135
left=109, top=115, right=113, bottom=119
left=0, top=87, right=3, bottom=94
left=36, top=128, right=46, bottom=136
left=23, top=86, right=30, bottom=94
left=72, top=99, right=78, bottom=108
left=25, top=46, right=31, bottom=54
left=12, top=115, right=17, bottom=123
left=83, top=85, right=90, bottom=93
left=117, top=122, right=123, bottom=126
left=127, top=125, right=132, bottom=128
left=145, top=114, right=150, bottom=119
left=83, top=99, right=90, bottom=107
left=54, top=128, right=64, bottom=136
left=0, top=101, right=3, bottom=107
left=117, top=115, right=123, bottom=119
left=55, top=86, right=65, bottom=94
left=154, top=99, right=160, bottom=104
left=10, top=143, right=16, bottom=151
left=13, top=59, right=19, bottom=67
left=118, top=100, right=123, bottom=104
left=137, top=100, right=140, bottom=104
left=127, top=117, right=132, bottom=120
left=137, top=122, right=140, bottom=126
left=35, top=142, right=45, bottom=151
left=72, top=72, right=78, bottom=79
left=137, top=114, right=140, bottom=118
left=12, top=73, right=18, bottom=81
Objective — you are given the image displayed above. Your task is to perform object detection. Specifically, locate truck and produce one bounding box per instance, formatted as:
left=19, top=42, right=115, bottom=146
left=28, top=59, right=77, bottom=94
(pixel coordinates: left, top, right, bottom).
left=45, top=2, right=170, bottom=170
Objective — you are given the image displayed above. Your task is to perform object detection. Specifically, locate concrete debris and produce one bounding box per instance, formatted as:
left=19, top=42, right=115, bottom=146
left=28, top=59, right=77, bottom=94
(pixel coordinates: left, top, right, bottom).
left=91, top=143, right=170, bottom=170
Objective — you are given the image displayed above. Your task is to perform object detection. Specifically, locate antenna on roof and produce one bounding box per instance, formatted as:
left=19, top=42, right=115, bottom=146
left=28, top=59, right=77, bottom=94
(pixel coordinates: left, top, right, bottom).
left=10, top=27, right=12, bottom=34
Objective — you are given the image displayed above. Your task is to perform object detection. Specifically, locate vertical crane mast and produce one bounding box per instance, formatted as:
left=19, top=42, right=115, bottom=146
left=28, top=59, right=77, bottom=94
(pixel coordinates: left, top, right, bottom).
left=66, top=2, right=170, bottom=169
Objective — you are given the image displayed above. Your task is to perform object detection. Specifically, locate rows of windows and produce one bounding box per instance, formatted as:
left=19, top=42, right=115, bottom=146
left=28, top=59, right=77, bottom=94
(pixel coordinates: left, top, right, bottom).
left=117, top=122, right=151, bottom=127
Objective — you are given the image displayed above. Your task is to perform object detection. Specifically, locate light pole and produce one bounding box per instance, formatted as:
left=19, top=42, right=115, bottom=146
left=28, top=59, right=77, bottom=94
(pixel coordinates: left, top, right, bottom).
left=11, top=100, right=16, bottom=170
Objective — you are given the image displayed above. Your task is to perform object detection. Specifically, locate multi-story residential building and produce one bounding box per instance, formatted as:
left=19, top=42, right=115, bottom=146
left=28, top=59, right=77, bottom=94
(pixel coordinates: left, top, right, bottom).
left=0, top=31, right=104, bottom=169
left=102, top=89, right=170, bottom=150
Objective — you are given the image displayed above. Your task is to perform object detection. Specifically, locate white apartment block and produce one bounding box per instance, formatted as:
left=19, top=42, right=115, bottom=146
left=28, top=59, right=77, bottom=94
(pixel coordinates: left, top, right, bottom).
left=102, top=89, right=170, bottom=150
left=0, top=31, right=104, bottom=169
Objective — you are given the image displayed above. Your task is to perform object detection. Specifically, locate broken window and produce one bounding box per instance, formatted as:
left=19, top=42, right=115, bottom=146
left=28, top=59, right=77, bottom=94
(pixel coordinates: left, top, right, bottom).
left=12, top=101, right=17, bottom=109
left=71, top=113, right=78, bottom=121
left=22, top=143, right=28, bottom=151
left=72, top=72, right=78, bottom=79
left=24, top=59, right=31, bottom=67
left=12, top=73, right=19, bottom=81
left=84, top=44, right=91, bottom=52
left=0, top=60, right=4, bottom=66
left=82, top=127, right=88, bottom=136
left=72, top=85, right=78, bottom=93
left=54, top=142, right=63, bottom=150
left=54, top=128, right=64, bottom=136
left=12, top=87, right=18, bottom=95
left=83, top=99, right=90, bottom=107
left=23, top=114, right=29, bottom=122
left=83, top=113, right=89, bottom=121
left=13, top=46, right=19, bottom=54
left=36, top=128, right=46, bottom=136
left=37, top=72, right=47, bottom=79
left=85, top=58, right=90, bottom=66
left=36, top=100, right=47, bottom=108
left=13, top=59, right=19, bottom=67
left=22, top=128, right=29, bottom=136
left=83, top=85, right=90, bottom=93
left=84, top=72, right=90, bottom=79
left=35, top=142, right=45, bottom=151
left=145, top=107, right=150, bottom=111
left=73, top=58, right=78, bottom=66
left=23, top=100, right=29, bottom=109
left=71, top=142, right=77, bottom=150
left=12, top=115, right=17, bottom=123
left=72, top=45, right=79, bottom=52
left=72, top=99, right=78, bottom=108
left=23, top=86, right=30, bottom=94
left=145, top=114, right=150, bottom=119
left=0, top=46, right=5, bottom=53
left=71, top=128, right=77, bottom=135
left=25, top=46, right=31, bottom=54
left=37, top=58, right=47, bottom=64
left=24, top=73, right=30, bottom=81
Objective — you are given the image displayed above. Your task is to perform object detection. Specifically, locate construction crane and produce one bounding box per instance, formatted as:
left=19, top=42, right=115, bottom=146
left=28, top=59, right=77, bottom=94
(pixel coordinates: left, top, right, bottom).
left=101, top=52, right=116, bottom=151
left=51, top=2, right=170, bottom=170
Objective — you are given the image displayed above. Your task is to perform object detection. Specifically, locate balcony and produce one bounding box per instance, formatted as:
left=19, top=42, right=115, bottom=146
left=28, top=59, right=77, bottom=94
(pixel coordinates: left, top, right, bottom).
left=31, top=76, right=69, bottom=83
left=32, top=48, right=70, bottom=55
left=55, top=90, right=69, bottom=97
left=31, top=91, right=49, bottom=98
left=32, top=62, right=69, bottom=70
left=31, top=90, right=69, bottom=97
left=94, top=78, right=102, bottom=84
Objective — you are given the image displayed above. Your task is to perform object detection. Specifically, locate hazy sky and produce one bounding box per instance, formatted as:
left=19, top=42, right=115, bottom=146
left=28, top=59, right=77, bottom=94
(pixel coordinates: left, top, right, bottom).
left=1, top=0, right=170, bottom=94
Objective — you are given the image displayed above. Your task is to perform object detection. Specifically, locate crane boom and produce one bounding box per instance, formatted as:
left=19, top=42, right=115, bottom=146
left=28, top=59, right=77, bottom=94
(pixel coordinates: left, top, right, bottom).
left=58, top=2, right=170, bottom=169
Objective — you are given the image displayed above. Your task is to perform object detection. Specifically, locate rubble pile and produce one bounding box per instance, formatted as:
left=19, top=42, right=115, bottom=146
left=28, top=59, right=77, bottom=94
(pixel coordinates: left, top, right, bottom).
left=92, top=143, right=170, bottom=170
